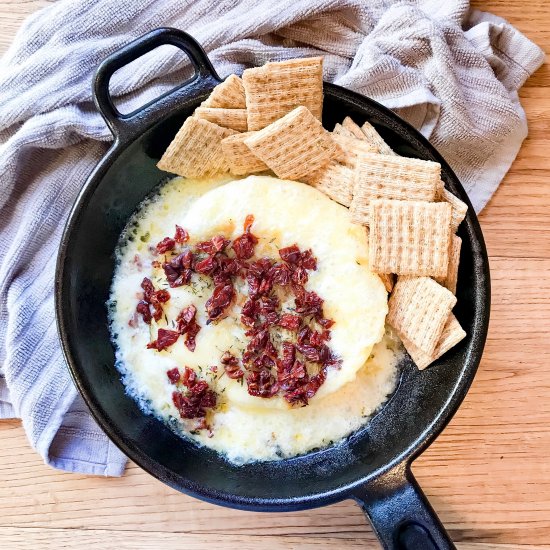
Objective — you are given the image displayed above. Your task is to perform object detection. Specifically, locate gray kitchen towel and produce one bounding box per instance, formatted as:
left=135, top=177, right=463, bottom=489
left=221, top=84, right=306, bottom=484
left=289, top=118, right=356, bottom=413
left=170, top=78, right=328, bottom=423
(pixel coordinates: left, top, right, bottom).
left=0, top=0, right=544, bottom=476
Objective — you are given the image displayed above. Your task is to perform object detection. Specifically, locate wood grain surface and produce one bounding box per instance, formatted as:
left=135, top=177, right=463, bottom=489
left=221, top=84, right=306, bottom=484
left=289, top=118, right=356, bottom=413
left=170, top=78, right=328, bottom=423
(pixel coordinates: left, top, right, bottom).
left=1, top=1, right=549, bottom=549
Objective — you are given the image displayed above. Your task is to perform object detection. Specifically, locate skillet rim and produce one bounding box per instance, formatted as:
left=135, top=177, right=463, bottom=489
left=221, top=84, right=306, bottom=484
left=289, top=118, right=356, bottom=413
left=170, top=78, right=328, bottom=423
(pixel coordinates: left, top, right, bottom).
left=55, top=81, right=490, bottom=511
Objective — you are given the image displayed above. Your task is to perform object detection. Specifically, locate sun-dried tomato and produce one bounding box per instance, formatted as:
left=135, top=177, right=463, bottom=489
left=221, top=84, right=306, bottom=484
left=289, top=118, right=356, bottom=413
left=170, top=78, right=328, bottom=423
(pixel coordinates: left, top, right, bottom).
left=173, top=367, right=217, bottom=419
left=174, top=225, right=189, bottom=244
left=300, top=249, right=317, bottom=270
left=166, top=368, right=180, bottom=384
left=247, top=368, right=279, bottom=398
left=136, top=300, right=152, bottom=324
left=176, top=305, right=200, bottom=352
left=279, top=245, right=317, bottom=271
left=279, top=244, right=302, bottom=265
left=154, top=289, right=170, bottom=303
left=163, top=251, right=193, bottom=287
left=246, top=327, right=270, bottom=354
left=291, top=266, right=309, bottom=285
left=205, top=282, right=234, bottom=321
left=310, top=329, right=329, bottom=347
left=194, top=255, right=216, bottom=275
left=269, top=262, right=293, bottom=286
left=141, top=277, right=155, bottom=301
left=296, top=343, right=321, bottom=362
left=147, top=328, right=179, bottom=351
left=156, top=237, right=176, bottom=254
left=318, top=317, right=335, bottom=329
left=172, top=388, right=217, bottom=419
left=136, top=278, right=171, bottom=323
left=278, top=313, right=301, bottom=331
left=221, top=351, right=244, bottom=380
left=304, top=367, right=327, bottom=399
left=232, top=231, right=258, bottom=260
left=297, top=325, right=312, bottom=345
left=196, top=235, right=230, bottom=255
left=294, top=288, right=324, bottom=318
left=181, top=366, right=196, bottom=387
left=232, top=215, right=259, bottom=261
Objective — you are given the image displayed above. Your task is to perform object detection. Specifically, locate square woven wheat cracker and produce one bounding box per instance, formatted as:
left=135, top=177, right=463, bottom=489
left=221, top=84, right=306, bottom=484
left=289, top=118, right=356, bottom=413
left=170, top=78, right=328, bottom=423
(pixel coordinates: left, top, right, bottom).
left=440, top=188, right=468, bottom=232
left=349, top=153, right=440, bottom=222
left=361, top=121, right=397, bottom=155
left=388, top=276, right=457, bottom=355
left=221, top=132, right=268, bottom=176
left=435, top=235, right=461, bottom=294
left=342, top=116, right=366, bottom=140
left=194, top=107, right=248, bottom=132
left=402, top=313, right=466, bottom=370
left=244, top=106, right=342, bottom=181
left=157, top=117, right=236, bottom=178
left=332, top=134, right=377, bottom=168
left=332, top=123, right=355, bottom=139
left=201, top=74, right=246, bottom=109
left=305, top=161, right=354, bottom=206
left=369, top=199, right=452, bottom=277
left=242, top=57, right=323, bottom=130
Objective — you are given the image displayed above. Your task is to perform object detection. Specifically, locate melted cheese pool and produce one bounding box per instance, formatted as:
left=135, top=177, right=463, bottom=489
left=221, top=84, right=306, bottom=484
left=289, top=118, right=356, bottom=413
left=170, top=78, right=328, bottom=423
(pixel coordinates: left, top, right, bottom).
left=109, top=175, right=402, bottom=464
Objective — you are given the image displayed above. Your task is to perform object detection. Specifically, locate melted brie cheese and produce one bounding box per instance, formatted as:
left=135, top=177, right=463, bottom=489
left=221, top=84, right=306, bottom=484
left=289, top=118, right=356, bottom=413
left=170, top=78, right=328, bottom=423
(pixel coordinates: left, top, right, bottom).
left=109, top=175, right=401, bottom=464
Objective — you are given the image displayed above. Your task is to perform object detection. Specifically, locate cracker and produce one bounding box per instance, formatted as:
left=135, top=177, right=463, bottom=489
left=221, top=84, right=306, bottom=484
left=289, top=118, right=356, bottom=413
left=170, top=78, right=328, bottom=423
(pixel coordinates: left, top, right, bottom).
left=436, top=235, right=461, bottom=294
left=157, top=117, right=236, bottom=178
left=361, top=121, right=397, bottom=155
left=202, top=74, right=246, bottom=109
left=332, top=123, right=355, bottom=139
left=350, top=153, right=440, bottom=223
left=332, top=134, right=378, bottom=168
left=388, top=276, right=457, bottom=355
left=243, top=57, right=323, bottom=131
left=305, top=161, right=354, bottom=207
left=369, top=199, right=452, bottom=277
left=342, top=116, right=366, bottom=140
left=441, top=188, right=468, bottom=232
left=221, top=132, right=268, bottom=176
left=402, top=313, right=466, bottom=370
left=244, top=106, right=342, bottom=181
left=194, top=107, right=248, bottom=132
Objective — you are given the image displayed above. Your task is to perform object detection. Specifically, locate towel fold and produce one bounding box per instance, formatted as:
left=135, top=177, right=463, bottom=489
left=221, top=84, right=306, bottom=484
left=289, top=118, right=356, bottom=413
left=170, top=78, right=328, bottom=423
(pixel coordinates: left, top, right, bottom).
left=0, top=0, right=544, bottom=476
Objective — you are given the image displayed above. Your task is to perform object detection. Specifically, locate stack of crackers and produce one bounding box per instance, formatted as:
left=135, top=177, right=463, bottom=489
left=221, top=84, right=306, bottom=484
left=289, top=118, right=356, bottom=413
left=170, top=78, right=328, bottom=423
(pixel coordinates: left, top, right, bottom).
left=157, top=56, right=469, bottom=371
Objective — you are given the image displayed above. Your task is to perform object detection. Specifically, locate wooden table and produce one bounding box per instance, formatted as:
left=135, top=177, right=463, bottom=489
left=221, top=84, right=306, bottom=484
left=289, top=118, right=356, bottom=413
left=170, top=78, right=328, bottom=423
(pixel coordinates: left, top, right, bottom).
left=1, top=2, right=549, bottom=548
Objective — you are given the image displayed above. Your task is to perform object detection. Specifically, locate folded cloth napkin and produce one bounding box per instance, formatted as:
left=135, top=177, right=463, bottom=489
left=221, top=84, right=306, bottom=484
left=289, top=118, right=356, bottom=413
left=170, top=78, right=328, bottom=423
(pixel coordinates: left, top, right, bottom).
left=0, top=0, right=544, bottom=476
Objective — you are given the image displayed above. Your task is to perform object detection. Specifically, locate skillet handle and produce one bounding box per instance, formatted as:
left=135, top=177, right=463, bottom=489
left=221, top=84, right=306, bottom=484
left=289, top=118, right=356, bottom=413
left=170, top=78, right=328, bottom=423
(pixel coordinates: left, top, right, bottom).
left=93, top=27, right=221, bottom=140
left=353, top=463, right=456, bottom=550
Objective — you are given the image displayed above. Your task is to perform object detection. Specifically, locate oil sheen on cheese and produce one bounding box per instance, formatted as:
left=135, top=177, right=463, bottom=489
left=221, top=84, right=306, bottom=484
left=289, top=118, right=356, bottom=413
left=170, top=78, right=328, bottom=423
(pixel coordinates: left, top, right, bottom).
left=108, top=175, right=401, bottom=464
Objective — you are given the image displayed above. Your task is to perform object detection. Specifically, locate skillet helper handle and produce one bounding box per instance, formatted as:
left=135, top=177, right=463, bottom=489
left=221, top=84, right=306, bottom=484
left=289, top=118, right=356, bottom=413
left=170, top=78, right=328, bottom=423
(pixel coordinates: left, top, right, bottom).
left=353, top=464, right=456, bottom=550
left=93, top=27, right=221, bottom=140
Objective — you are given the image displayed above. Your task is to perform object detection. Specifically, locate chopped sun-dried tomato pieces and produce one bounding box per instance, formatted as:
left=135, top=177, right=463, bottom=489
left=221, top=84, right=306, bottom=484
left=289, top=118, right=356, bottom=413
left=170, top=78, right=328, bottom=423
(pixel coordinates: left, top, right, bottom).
left=147, top=328, right=180, bottom=351
left=136, top=214, right=339, bottom=409
left=221, top=351, right=244, bottom=380
left=278, top=313, right=301, bottom=331
left=174, top=225, right=190, bottom=244
left=172, top=366, right=217, bottom=420
left=156, top=237, right=176, bottom=254
left=176, top=305, right=200, bottom=352
left=135, top=277, right=171, bottom=324
left=166, top=368, right=181, bottom=384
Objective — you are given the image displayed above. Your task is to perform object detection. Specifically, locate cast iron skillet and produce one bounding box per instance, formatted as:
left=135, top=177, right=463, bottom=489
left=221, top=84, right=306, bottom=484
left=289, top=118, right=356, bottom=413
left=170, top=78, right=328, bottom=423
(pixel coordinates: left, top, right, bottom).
left=55, top=28, right=490, bottom=550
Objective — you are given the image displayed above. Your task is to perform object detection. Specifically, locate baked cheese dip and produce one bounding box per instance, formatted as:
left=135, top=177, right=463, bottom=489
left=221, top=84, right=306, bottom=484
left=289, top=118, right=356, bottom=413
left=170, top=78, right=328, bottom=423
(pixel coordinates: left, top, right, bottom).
left=108, top=175, right=402, bottom=464
left=108, top=55, right=468, bottom=465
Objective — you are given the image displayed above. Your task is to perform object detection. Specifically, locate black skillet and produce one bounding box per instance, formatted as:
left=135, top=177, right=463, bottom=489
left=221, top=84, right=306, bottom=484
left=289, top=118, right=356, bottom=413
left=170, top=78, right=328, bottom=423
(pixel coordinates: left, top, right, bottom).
left=55, top=28, right=490, bottom=550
